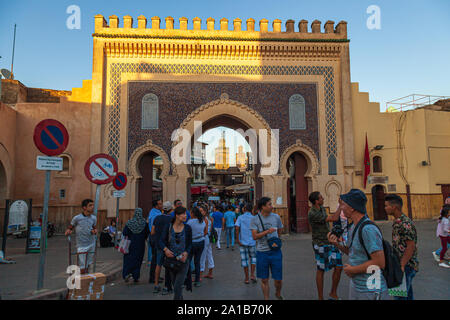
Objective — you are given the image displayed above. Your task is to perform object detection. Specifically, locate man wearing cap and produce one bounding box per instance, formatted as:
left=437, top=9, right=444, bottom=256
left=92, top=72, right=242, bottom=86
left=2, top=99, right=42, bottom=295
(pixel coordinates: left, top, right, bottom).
left=328, top=189, right=389, bottom=300
left=151, top=201, right=174, bottom=294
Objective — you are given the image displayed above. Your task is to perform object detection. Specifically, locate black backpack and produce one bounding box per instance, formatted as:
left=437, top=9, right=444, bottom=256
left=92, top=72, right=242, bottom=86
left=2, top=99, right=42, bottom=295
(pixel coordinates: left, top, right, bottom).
left=356, top=220, right=404, bottom=289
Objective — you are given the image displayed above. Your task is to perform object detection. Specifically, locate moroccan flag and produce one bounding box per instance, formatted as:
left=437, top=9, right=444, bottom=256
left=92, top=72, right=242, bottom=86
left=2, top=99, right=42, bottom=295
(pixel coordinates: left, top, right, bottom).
left=364, top=134, right=370, bottom=188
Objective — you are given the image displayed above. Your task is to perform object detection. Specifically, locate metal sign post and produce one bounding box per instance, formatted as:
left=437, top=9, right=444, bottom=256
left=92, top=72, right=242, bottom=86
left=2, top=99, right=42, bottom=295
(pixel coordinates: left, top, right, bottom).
left=112, top=172, right=127, bottom=249
left=1, top=200, right=11, bottom=256
left=33, top=119, right=69, bottom=292
left=84, top=153, right=118, bottom=273
left=36, top=170, right=50, bottom=290
left=92, top=184, right=101, bottom=272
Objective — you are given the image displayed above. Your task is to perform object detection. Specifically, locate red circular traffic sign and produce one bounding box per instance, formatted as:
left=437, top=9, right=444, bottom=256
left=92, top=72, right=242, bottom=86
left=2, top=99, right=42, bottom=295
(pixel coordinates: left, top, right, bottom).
left=33, top=119, right=69, bottom=156
left=84, top=153, right=118, bottom=185
left=113, top=172, right=127, bottom=190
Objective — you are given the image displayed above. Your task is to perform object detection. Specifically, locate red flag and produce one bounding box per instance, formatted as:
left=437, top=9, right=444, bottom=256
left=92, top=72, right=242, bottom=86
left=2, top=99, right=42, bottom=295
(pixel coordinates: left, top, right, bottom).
left=364, top=134, right=370, bottom=188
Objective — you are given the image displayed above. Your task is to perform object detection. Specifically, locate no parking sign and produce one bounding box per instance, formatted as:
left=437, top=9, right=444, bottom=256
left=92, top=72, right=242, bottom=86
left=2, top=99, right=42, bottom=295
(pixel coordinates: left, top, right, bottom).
left=33, top=119, right=69, bottom=156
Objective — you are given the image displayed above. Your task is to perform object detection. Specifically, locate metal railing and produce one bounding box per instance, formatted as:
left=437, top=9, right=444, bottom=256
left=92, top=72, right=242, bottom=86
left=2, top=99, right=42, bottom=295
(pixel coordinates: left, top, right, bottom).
left=385, top=94, right=450, bottom=112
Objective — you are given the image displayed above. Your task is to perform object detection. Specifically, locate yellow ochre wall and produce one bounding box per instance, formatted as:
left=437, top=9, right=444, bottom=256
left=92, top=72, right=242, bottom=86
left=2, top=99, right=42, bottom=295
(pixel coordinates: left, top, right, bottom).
left=351, top=82, right=450, bottom=219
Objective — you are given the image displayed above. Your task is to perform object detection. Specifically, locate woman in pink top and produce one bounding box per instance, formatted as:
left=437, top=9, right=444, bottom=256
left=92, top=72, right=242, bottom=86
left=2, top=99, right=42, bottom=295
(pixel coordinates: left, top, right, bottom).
left=436, top=205, right=450, bottom=268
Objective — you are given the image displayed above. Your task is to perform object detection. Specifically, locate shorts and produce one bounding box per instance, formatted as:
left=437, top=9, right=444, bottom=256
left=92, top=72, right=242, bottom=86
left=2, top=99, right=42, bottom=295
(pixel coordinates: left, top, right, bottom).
left=313, top=244, right=343, bottom=272
left=256, top=250, right=283, bottom=281
left=239, top=245, right=257, bottom=268
left=156, top=249, right=165, bottom=266
left=77, top=243, right=95, bottom=270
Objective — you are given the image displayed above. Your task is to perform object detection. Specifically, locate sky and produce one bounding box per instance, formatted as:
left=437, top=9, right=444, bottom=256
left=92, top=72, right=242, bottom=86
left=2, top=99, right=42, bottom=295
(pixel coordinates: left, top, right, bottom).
left=199, top=127, right=251, bottom=165
left=0, top=0, right=449, bottom=161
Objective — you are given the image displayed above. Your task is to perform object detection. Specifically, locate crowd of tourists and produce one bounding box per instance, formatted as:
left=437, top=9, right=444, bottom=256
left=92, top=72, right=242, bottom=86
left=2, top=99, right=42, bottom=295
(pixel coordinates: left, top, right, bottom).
left=65, top=191, right=450, bottom=300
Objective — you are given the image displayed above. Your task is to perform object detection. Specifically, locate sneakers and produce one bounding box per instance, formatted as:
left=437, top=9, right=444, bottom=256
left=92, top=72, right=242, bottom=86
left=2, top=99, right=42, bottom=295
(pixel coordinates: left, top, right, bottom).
left=438, top=262, right=450, bottom=268
left=432, top=251, right=440, bottom=262
left=153, top=285, right=161, bottom=293
left=124, top=274, right=133, bottom=283
left=162, top=287, right=173, bottom=295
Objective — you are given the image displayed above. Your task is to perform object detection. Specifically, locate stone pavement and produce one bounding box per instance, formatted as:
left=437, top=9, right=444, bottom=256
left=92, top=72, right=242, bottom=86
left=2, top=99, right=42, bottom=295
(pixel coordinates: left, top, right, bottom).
left=103, top=220, right=449, bottom=300
left=0, top=235, right=123, bottom=300
left=1, top=219, right=448, bottom=300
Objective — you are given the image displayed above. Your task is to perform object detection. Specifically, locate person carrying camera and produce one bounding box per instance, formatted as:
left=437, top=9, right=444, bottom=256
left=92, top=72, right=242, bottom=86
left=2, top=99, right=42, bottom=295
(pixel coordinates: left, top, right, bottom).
left=250, top=197, right=284, bottom=300
left=327, top=189, right=389, bottom=300
left=158, top=206, right=192, bottom=300
left=307, top=192, right=342, bottom=300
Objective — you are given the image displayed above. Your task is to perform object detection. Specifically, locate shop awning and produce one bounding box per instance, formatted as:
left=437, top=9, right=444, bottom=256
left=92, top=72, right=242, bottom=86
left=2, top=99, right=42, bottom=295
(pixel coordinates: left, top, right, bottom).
left=224, top=184, right=253, bottom=193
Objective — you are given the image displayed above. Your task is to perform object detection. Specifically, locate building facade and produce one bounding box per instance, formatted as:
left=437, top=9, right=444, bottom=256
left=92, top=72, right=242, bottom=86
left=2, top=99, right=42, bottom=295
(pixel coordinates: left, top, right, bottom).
left=0, top=15, right=449, bottom=233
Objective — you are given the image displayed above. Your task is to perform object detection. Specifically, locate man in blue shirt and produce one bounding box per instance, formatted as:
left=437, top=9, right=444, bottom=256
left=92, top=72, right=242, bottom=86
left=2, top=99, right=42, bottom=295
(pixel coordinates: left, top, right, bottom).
left=236, top=203, right=257, bottom=284
left=170, top=199, right=191, bottom=223
left=211, top=205, right=224, bottom=249
left=328, top=189, right=389, bottom=300
left=223, top=205, right=236, bottom=250
left=148, top=199, right=163, bottom=284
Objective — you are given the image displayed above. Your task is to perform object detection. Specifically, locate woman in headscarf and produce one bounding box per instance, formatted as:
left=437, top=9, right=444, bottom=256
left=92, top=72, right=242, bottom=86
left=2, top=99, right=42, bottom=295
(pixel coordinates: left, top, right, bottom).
left=122, top=208, right=150, bottom=283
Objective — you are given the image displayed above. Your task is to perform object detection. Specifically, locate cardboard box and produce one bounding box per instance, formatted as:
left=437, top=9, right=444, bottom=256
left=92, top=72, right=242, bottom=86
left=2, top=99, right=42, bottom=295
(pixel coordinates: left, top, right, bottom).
left=68, top=273, right=106, bottom=300
left=69, top=292, right=104, bottom=300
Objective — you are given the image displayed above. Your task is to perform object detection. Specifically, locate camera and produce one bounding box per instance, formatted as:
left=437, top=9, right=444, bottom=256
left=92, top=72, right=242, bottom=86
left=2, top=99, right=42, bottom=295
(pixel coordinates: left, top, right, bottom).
left=330, top=225, right=344, bottom=238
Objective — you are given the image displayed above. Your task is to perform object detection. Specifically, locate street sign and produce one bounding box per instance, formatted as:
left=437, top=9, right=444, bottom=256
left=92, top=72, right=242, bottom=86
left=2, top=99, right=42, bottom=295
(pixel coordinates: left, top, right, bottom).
left=36, top=156, right=63, bottom=171
left=7, top=200, right=28, bottom=234
left=113, top=190, right=126, bottom=198
left=112, top=172, right=127, bottom=190
left=33, top=119, right=69, bottom=156
left=84, top=154, right=118, bottom=185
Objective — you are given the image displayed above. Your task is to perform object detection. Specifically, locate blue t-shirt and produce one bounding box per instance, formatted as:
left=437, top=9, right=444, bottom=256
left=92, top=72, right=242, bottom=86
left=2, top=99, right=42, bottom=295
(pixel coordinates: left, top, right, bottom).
left=224, top=211, right=236, bottom=228
left=347, top=218, right=387, bottom=292
left=211, top=211, right=224, bottom=229
left=148, top=208, right=162, bottom=230
left=235, top=212, right=256, bottom=246
left=187, top=218, right=206, bottom=242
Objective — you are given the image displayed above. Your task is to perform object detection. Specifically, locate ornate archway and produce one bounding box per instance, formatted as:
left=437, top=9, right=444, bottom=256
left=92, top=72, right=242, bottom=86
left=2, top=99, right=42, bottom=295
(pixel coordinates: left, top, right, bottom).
left=0, top=143, right=13, bottom=201
left=128, top=139, right=171, bottom=207
left=172, top=94, right=274, bottom=205
left=280, top=139, right=320, bottom=233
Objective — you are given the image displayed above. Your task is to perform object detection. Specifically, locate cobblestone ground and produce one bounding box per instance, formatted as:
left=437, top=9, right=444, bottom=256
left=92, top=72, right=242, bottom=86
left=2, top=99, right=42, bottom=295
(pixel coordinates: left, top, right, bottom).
left=1, top=219, right=448, bottom=300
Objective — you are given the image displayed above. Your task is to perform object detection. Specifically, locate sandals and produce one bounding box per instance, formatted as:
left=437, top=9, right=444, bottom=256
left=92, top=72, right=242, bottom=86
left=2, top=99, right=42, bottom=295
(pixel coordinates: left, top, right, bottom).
left=244, top=280, right=250, bottom=284
left=250, top=278, right=257, bottom=284
left=204, top=275, right=214, bottom=279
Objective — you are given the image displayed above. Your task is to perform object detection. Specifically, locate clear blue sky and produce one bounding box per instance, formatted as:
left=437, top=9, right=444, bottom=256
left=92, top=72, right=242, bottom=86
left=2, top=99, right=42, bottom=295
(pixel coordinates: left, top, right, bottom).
left=1, top=0, right=449, bottom=111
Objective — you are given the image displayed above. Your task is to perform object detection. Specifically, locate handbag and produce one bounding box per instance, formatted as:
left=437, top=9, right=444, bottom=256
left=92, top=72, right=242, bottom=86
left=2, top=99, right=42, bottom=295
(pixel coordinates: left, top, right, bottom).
left=209, top=219, right=218, bottom=243
left=162, top=224, right=185, bottom=273
left=118, top=236, right=130, bottom=254
left=257, top=214, right=282, bottom=251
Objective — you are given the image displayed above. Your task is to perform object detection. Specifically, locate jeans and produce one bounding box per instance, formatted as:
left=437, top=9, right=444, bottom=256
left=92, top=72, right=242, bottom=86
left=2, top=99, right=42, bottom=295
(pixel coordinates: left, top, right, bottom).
left=215, top=227, right=222, bottom=248
left=349, top=281, right=390, bottom=300
left=439, top=236, right=450, bottom=260
left=148, top=241, right=157, bottom=283
left=226, top=226, right=235, bottom=247
left=200, top=237, right=215, bottom=272
left=170, top=262, right=189, bottom=300
left=394, top=265, right=416, bottom=300
left=435, top=243, right=450, bottom=256
left=190, top=241, right=205, bottom=282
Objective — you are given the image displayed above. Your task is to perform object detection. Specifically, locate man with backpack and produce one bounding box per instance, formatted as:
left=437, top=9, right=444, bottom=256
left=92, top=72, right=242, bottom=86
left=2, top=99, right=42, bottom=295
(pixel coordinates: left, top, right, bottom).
left=384, top=194, right=418, bottom=300
left=328, top=189, right=390, bottom=300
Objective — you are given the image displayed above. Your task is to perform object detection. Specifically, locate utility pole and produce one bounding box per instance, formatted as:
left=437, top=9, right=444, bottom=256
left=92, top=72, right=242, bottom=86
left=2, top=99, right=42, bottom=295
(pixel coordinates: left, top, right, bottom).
left=11, top=24, right=16, bottom=79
